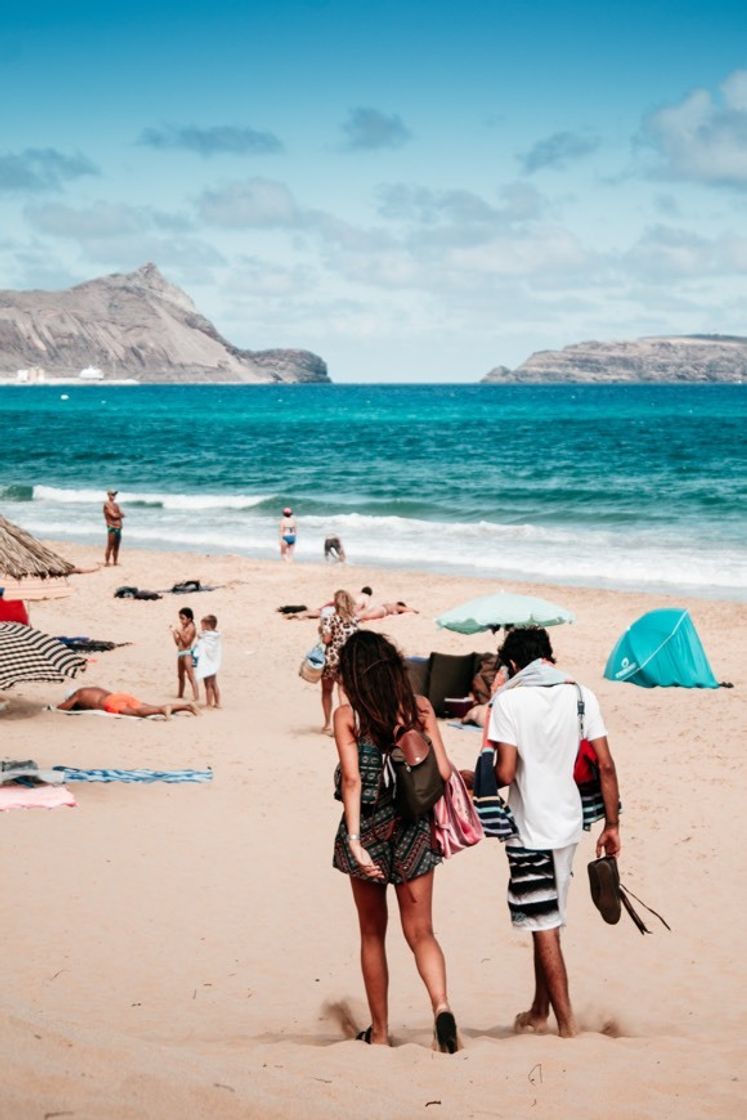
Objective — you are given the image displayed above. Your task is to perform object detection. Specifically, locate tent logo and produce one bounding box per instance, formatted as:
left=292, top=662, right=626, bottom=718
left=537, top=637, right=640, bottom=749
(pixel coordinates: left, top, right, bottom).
left=615, top=656, right=637, bottom=679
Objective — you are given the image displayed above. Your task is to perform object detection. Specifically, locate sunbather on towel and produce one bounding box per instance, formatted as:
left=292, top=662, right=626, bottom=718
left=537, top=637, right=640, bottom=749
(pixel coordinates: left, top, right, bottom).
left=358, top=600, right=418, bottom=621
left=57, top=686, right=199, bottom=719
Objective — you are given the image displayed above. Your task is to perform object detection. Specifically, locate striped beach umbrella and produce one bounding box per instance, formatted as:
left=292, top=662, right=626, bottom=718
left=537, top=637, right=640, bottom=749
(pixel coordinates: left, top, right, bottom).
left=0, top=622, right=87, bottom=690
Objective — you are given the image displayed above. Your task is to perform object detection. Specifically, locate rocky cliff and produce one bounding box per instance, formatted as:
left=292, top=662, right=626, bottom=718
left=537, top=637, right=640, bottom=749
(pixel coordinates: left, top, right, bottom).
left=0, top=263, right=329, bottom=383
left=483, top=335, right=747, bottom=383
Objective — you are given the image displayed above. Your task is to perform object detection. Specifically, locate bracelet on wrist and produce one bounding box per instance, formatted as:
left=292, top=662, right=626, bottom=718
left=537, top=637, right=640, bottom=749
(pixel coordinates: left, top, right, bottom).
left=348, top=833, right=360, bottom=842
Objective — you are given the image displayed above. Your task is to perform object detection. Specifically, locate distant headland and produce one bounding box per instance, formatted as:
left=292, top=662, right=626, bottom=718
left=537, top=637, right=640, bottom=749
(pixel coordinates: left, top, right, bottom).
left=483, top=335, right=747, bottom=383
left=0, top=263, right=329, bottom=384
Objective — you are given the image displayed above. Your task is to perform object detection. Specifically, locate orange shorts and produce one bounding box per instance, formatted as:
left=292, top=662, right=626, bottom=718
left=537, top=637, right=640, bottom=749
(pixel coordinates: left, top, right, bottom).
left=103, top=692, right=141, bottom=714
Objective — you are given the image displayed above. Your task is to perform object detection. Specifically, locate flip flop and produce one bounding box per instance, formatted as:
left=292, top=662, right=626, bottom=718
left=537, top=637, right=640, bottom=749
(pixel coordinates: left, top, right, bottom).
left=587, top=857, right=621, bottom=925
left=434, top=1010, right=458, bottom=1054
left=356, top=1026, right=372, bottom=1044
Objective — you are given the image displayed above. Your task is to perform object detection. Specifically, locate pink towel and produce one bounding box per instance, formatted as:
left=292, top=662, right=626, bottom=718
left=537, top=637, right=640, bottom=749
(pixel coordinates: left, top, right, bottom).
left=0, top=784, right=76, bottom=811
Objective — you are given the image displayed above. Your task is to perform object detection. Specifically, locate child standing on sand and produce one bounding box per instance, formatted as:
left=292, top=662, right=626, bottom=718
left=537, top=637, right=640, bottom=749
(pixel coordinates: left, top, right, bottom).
left=170, top=607, right=199, bottom=701
left=194, top=614, right=222, bottom=708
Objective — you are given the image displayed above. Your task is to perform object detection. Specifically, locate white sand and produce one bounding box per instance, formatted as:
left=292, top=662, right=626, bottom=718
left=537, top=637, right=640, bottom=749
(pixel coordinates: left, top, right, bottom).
left=2, top=543, right=745, bottom=1119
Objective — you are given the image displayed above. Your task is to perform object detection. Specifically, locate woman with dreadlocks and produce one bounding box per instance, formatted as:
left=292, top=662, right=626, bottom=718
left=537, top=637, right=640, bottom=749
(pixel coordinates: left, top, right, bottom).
left=332, top=630, right=459, bottom=1052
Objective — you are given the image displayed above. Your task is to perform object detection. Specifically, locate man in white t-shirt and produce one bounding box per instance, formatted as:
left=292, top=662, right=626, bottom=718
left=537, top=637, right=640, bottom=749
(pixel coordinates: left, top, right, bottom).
left=487, top=628, right=621, bottom=1039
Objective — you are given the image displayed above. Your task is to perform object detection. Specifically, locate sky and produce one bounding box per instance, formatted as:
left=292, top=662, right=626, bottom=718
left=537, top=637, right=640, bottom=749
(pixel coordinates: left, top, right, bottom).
left=1, top=0, right=747, bottom=381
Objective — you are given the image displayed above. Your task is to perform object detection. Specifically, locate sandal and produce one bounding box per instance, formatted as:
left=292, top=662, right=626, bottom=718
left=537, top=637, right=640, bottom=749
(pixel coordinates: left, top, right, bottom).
left=587, top=856, right=621, bottom=925
left=434, top=1010, right=458, bottom=1054
left=356, top=1026, right=372, bottom=1044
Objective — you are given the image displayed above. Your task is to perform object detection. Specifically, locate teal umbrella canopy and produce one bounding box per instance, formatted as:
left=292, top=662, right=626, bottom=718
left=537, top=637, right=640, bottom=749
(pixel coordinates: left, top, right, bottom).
left=436, top=591, right=575, bottom=635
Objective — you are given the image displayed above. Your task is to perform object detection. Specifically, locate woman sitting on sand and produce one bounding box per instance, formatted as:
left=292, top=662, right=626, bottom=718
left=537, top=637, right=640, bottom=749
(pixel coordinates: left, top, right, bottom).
left=332, top=630, right=459, bottom=1052
left=319, top=589, right=358, bottom=734
left=358, top=600, right=418, bottom=621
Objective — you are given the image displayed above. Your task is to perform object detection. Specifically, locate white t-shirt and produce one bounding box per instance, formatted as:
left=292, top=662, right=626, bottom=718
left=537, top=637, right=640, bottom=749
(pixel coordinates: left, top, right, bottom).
left=488, top=683, right=607, bottom=850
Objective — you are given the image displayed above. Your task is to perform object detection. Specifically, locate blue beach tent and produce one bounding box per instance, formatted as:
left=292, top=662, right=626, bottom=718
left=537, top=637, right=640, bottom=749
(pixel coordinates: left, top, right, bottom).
left=604, top=608, right=719, bottom=689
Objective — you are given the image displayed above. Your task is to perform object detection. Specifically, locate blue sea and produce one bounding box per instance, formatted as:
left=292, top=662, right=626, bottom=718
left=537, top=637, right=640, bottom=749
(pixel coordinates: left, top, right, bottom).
left=1, top=383, right=745, bottom=599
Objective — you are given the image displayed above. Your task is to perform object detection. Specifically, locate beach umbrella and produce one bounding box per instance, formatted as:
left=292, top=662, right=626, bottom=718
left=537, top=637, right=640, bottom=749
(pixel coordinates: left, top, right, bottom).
left=436, top=590, right=575, bottom=634
left=0, top=622, right=87, bottom=690
left=0, top=512, right=75, bottom=582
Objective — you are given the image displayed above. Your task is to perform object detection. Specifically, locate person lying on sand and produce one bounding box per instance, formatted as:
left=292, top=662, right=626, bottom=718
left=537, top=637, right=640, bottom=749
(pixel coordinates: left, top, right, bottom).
left=357, top=600, right=418, bottom=621
left=460, top=654, right=505, bottom=727
left=57, top=686, right=200, bottom=719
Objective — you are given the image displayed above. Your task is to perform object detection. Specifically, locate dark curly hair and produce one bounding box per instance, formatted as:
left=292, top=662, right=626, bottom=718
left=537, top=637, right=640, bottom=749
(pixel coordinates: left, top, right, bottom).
left=497, top=627, right=556, bottom=673
left=338, top=630, right=421, bottom=752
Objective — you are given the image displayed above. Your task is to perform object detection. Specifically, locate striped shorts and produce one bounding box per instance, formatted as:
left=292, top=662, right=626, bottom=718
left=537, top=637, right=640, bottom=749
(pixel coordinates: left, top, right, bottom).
left=505, top=838, right=577, bottom=931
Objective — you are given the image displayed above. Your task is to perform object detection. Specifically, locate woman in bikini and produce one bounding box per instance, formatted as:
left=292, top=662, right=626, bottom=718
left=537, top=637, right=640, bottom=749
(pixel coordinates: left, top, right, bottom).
left=279, top=507, right=297, bottom=561
left=171, top=607, right=199, bottom=702
left=332, top=630, right=459, bottom=1052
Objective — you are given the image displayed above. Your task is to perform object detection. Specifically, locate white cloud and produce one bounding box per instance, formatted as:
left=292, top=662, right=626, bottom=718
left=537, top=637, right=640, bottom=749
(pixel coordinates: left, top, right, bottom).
left=340, top=108, right=412, bottom=151
left=0, top=148, right=98, bottom=193
left=448, top=226, right=589, bottom=278
left=25, top=201, right=149, bottom=239
left=138, top=123, right=283, bottom=157
left=520, top=131, right=600, bottom=174
left=376, top=181, right=545, bottom=227
left=641, top=69, right=747, bottom=188
left=197, top=177, right=300, bottom=227
left=623, top=223, right=747, bottom=281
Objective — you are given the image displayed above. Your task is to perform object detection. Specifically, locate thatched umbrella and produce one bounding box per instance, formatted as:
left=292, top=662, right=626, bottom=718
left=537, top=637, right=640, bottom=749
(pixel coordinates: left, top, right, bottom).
left=0, top=512, right=75, bottom=581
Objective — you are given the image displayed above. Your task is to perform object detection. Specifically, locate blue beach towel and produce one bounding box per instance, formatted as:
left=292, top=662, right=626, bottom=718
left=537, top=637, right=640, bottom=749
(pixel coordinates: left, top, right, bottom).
left=54, top=767, right=213, bottom=783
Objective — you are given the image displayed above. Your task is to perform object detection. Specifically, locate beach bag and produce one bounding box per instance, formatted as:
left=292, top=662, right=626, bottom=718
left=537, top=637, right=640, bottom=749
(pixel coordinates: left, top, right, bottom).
left=172, top=579, right=201, bottom=594
left=571, top=683, right=608, bottom=829
left=299, top=642, right=326, bottom=683
left=472, top=746, right=518, bottom=840
left=114, top=585, right=139, bottom=599
left=433, top=767, right=484, bottom=858
left=390, top=726, right=445, bottom=821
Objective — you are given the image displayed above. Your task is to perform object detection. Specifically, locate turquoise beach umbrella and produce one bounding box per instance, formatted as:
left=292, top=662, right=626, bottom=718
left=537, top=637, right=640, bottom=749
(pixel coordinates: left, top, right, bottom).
left=604, top=608, right=718, bottom=689
left=436, top=591, right=575, bottom=634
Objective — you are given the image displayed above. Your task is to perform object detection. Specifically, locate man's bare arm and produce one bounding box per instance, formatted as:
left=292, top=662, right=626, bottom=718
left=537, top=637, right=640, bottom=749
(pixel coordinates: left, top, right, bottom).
left=494, top=741, right=517, bottom=788
left=591, top=735, right=621, bottom=857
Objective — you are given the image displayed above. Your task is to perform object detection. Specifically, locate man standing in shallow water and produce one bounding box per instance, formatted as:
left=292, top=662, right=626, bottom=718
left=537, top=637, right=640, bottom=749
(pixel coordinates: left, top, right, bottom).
left=103, top=489, right=125, bottom=566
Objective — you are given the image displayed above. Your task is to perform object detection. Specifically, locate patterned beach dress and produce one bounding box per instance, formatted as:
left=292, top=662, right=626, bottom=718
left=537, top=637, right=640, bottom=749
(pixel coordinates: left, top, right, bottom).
left=333, top=739, right=442, bottom=885
left=320, top=612, right=358, bottom=682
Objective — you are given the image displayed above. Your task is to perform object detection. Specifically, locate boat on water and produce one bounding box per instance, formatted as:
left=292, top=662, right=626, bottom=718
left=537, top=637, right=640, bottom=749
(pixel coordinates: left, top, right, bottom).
left=0, top=366, right=139, bottom=386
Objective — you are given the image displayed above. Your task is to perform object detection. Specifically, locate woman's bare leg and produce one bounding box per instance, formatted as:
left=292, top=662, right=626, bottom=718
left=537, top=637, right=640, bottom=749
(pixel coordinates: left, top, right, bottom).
left=321, top=676, right=334, bottom=732
left=395, top=872, right=449, bottom=1013
left=350, top=878, right=390, bottom=1045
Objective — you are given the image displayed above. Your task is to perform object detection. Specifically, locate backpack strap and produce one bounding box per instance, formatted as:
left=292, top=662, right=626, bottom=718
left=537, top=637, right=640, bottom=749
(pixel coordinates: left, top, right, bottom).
left=572, top=681, right=585, bottom=739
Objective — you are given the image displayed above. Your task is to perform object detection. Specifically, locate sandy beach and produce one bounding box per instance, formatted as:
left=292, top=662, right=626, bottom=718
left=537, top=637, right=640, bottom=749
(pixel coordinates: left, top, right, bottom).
left=2, top=542, right=745, bottom=1119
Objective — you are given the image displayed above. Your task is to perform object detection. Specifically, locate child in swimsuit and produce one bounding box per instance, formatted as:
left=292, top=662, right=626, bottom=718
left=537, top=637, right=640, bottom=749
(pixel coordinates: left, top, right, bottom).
left=171, top=607, right=199, bottom=701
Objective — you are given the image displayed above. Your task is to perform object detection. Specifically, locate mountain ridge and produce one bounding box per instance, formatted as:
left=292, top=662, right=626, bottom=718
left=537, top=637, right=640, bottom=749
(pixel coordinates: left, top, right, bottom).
left=0, top=263, right=329, bottom=383
left=483, top=334, right=747, bottom=383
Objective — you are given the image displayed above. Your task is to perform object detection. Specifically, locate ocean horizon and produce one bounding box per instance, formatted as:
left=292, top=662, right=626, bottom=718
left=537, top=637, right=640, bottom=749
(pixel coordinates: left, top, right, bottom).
left=2, top=382, right=745, bottom=601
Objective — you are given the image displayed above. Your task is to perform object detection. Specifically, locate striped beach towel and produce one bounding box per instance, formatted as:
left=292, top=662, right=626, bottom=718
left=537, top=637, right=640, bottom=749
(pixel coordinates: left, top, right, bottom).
left=472, top=746, right=518, bottom=841
left=54, top=767, right=213, bottom=783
